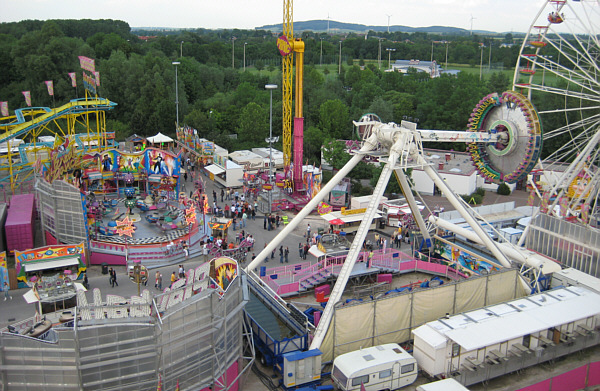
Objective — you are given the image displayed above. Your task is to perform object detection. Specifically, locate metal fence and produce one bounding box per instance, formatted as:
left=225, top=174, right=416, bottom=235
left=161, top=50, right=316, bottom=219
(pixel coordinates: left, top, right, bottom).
left=0, top=278, right=248, bottom=391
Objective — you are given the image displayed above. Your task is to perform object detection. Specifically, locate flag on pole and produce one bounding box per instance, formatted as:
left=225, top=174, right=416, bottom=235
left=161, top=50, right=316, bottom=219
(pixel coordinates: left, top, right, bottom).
left=44, top=80, right=54, bottom=96
left=68, top=72, right=77, bottom=87
left=94, top=71, right=100, bottom=86
left=361, top=382, right=366, bottom=391
left=0, top=101, right=8, bottom=117
left=22, top=91, right=31, bottom=107
left=175, top=380, right=180, bottom=391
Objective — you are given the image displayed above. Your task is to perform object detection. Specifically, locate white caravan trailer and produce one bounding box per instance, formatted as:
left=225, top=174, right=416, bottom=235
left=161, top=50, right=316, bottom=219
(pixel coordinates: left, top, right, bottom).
left=331, top=343, right=417, bottom=391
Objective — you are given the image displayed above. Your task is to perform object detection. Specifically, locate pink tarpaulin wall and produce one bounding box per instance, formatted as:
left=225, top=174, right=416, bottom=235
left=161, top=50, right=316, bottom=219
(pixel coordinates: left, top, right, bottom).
left=551, top=365, right=587, bottom=391
left=90, top=252, right=126, bottom=265
left=5, top=194, right=35, bottom=253
left=200, top=361, right=239, bottom=391
left=518, top=379, right=551, bottom=391
left=517, top=361, right=600, bottom=391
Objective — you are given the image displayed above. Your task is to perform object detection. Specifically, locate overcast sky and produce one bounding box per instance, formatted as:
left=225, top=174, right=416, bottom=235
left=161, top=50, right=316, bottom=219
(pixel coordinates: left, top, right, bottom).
left=2, top=0, right=548, bottom=34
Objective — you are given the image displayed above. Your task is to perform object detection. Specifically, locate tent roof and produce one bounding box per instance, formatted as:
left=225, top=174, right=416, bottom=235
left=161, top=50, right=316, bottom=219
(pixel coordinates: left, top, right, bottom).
left=147, top=132, right=174, bottom=143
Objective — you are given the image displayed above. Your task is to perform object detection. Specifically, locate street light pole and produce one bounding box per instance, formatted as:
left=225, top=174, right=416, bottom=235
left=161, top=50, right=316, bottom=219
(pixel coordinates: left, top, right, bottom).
left=232, top=37, right=236, bottom=68
left=320, top=38, right=323, bottom=67
left=180, top=41, right=184, bottom=58
left=244, top=42, right=247, bottom=71
left=172, top=61, right=180, bottom=130
left=378, top=39, right=382, bottom=69
left=265, top=84, right=279, bottom=214
left=479, top=44, right=484, bottom=81
left=338, top=41, right=342, bottom=74
left=386, top=48, right=396, bottom=70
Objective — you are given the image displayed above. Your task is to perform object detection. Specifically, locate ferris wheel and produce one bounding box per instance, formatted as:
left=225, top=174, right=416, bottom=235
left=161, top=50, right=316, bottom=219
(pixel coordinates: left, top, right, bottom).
left=513, top=0, right=600, bottom=225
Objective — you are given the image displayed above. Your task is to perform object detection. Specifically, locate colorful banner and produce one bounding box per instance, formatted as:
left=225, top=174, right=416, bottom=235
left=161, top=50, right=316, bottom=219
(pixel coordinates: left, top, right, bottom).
left=44, top=80, right=54, bottom=96
left=117, top=152, right=143, bottom=173
left=559, top=196, right=568, bottom=217
left=22, top=90, right=31, bottom=107
left=68, top=72, right=77, bottom=87
left=0, top=101, right=8, bottom=117
left=78, top=55, right=96, bottom=72
left=0, top=251, right=7, bottom=292
left=528, top=189, right=535, bottom=207
left=94, top=71, right=100, bottom=86
left=582, top=203, right=590, bottom=224
left=82, top=71, right=97, bottom=95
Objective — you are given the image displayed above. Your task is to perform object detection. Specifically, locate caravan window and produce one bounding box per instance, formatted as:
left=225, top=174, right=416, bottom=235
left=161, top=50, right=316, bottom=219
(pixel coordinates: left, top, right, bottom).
left=401, top=363, right=415, bottom=374
left=379, top=369, right=392, bottom=379
left=351, top=375, right=369, bottom=386
left=332, top=366, right=347, bottom=386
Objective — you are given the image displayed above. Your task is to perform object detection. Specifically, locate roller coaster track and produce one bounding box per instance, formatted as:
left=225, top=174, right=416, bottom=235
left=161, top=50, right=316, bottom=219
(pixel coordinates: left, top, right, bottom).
left=0, top=98, right=116, bottom=145
left=0, top=97, right=117, bottom=193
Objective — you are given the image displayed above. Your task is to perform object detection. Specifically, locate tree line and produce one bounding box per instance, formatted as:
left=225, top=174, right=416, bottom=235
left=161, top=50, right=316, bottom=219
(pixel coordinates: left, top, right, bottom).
left=0, top=19, right=570, bottom=168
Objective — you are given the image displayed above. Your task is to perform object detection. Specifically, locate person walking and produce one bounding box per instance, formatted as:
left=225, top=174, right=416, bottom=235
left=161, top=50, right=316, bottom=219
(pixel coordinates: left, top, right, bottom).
left=242, top=211, right=247, bottom=228
left=171, top=272, right=177, bottom=287
left=157, top=273, right=163, bottom=291
left=111, top=268, right=119, bottom=287
left=83, top=272, right=89, bottom=289
left=109, top=267, right=114, bottom=287
left=3, top=281, right=11, bottom=301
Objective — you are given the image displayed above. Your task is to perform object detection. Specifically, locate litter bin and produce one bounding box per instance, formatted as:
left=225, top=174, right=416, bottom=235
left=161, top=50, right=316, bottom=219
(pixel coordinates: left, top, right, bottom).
left=101, top=263, right=109, bottom=275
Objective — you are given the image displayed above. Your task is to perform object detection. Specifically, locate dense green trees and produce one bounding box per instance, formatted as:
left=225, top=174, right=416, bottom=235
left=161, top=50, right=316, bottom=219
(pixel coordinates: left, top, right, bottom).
left=0, top=18, right=572, bottom=168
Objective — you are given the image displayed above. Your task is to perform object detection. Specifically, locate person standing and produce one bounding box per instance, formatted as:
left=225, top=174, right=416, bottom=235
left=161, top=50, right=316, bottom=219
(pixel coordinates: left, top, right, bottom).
left=3, top=281, right=11, bottom=301
left=284, top=247, right=289, bottom=263
left=83, top=273, right=89, bottom=289
left=306, top=224, right=311, bottom=238
left=298, top=242, right=303, bottom=259
left=220, top=188, right=225, bottom=202
left=279, top=246, right=284, bottom=264
left=155, top=271, right=160, bottom=289
left=242, top=211, right=247, bottom=228
left=157, top=273, right=163, bottom=291
left=171, top=272, right=177, bottom=287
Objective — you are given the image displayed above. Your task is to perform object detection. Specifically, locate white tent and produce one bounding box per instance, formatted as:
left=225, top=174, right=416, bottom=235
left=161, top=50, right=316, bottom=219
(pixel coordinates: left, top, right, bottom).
left=147, top=132, right=174, bottom=144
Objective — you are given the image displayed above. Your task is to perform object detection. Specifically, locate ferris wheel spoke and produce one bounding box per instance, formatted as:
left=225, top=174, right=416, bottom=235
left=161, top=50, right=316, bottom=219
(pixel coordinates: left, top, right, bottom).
left=524, top=82, right=599, bottom=103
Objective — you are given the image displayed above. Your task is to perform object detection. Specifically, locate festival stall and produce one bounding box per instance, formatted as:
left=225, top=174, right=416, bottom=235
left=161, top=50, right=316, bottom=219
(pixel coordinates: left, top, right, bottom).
left=15, top=243, right=87, bottom=289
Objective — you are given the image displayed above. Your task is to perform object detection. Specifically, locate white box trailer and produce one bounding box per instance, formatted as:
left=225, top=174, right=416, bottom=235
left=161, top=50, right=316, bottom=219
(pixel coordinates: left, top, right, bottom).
left=331, top=343, right=417, bottom=391
left=416, top=378, right=469, bottom=391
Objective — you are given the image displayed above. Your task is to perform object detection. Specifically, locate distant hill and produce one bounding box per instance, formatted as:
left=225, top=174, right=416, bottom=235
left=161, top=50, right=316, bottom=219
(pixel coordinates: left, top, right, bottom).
left=257, top=19, right=496, bottom=35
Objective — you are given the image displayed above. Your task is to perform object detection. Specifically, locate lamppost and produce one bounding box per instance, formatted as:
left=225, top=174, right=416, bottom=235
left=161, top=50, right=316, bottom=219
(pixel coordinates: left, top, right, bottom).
left=488, top=40, right=493, bottom=70
left=172, top=61, right=180, bottom=130
left=479, top=43, right=484, bottom=81
left=338, top=40, right=342, bottom=74
left=265, top=84, right=278, bottom=214
left=444, top=41, right=449, bottom=70
left=378, top=38, right=383, bottom=69
left=180, top=40, right=184, bottom=58
left=320, top=38, right=324, bottom=67
left=386, top=48, right=396, bottom=70
left=431, top=40, right=434, bottom=63
left=244, top=42, right=247, bottom=71
left=232, top=37, right=236, bottom=68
